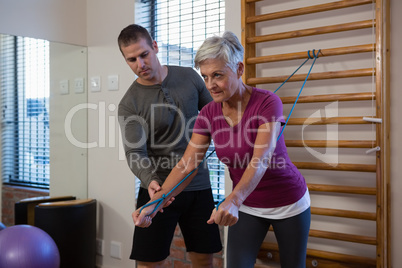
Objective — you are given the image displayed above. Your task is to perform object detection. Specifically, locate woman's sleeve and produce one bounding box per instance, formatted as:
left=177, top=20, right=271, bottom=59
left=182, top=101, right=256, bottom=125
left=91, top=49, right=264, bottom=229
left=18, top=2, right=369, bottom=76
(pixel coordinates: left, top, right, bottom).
left=258, top=92, right=286, bottom=126
left=192, top=106, right=212, bottom=137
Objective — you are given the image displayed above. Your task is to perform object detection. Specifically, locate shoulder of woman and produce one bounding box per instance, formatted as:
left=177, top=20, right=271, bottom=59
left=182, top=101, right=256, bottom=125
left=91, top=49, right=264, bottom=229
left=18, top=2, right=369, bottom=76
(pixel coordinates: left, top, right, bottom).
left=251, top=88, right=280, bottom=103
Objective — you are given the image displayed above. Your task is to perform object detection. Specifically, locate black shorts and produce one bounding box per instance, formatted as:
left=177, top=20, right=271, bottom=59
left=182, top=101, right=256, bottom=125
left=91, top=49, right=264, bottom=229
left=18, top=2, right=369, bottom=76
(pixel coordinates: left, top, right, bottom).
left=130, top=188, right=222, bottom=262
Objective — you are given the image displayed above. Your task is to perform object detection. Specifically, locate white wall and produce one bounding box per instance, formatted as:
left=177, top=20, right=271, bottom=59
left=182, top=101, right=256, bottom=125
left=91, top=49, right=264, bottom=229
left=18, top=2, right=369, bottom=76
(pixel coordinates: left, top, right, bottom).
left=49, top=42, right=88, bottom=200
left=0, top=0, right=87, bottom=46
left=86, top=0, right=136, bottom=267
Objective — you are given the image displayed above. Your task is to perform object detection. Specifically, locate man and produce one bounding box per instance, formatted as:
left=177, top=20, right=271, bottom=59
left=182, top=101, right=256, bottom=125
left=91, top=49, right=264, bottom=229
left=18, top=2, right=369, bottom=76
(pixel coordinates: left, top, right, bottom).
left=117, top=24, right=222, bottom=268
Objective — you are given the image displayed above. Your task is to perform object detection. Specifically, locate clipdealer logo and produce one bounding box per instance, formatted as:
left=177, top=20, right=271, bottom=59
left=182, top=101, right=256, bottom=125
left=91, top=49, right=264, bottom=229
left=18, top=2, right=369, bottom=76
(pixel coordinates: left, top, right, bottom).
left=63, top=101, right=340, bottom=165
left=302, top=101, right=339, bottom=166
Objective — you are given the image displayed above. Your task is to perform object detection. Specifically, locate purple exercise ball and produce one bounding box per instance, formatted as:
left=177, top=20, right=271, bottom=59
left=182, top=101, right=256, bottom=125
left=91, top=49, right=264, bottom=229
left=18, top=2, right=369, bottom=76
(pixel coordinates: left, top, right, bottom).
left=0, top=225, right=60, bottom=268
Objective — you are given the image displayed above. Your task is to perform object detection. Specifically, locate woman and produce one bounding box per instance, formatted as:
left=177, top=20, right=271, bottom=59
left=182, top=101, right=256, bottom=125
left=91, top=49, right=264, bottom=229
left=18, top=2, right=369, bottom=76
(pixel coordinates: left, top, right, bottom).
left=133, top=31, right=311, bottom=268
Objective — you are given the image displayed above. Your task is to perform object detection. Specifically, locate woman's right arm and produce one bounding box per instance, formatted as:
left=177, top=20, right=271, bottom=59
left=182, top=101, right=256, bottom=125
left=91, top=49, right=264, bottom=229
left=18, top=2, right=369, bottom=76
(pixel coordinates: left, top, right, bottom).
left=133, top=133, right=211, bottom=227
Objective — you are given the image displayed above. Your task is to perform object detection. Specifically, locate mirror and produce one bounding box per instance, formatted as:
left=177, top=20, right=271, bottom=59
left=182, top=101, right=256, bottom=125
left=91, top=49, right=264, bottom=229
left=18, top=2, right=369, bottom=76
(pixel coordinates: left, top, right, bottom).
left=0, top=33, right=88, bottom=199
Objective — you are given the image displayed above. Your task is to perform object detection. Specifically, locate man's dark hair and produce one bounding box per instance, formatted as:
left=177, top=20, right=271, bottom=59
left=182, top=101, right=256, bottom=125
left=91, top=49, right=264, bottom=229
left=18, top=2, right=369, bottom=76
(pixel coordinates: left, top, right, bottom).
left=117, top=24, right=154, bottom=54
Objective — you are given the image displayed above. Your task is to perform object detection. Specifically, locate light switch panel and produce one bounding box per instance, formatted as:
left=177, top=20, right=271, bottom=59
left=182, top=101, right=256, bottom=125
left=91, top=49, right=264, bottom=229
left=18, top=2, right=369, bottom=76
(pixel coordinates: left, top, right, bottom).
left=74, top=78, right=85, bottom=93
left=90, top=76, right=101, bottom=92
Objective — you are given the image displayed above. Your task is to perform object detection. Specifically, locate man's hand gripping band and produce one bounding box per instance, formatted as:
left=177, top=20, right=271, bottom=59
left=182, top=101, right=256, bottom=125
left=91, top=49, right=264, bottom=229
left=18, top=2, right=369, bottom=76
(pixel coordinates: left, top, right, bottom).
left=139, top=150, right=216, bottom=216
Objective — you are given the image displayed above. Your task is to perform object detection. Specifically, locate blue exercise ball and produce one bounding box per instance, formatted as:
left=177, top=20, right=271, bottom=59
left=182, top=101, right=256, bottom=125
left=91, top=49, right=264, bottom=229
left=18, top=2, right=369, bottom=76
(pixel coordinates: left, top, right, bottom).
left=0, top=222, right=6, bottom=231
left=0, top=224, right=60, bottom=268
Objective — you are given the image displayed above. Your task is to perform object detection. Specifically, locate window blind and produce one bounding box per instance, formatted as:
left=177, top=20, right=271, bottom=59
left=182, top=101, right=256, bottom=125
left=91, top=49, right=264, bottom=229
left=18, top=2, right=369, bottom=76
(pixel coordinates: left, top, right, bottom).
left=0, top=34, right=50, bottom=188
left=135, top=0, right=226, bottom=203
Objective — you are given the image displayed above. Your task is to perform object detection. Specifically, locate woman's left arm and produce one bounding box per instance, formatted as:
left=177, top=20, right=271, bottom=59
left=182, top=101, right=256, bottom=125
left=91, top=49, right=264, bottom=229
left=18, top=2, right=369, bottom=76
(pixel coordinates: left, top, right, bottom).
left=208, top=121, right=281, bottom=226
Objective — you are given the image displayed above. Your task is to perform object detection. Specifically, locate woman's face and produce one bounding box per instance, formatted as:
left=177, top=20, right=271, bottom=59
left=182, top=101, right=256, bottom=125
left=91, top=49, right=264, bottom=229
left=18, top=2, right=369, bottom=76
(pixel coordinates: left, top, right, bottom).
left=199, top=58, right=242, bottom=103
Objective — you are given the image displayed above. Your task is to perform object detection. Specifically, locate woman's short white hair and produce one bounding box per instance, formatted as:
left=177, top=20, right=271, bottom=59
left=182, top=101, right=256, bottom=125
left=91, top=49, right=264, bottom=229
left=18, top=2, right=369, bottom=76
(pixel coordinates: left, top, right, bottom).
left=194, top=31, right=244, bottom=73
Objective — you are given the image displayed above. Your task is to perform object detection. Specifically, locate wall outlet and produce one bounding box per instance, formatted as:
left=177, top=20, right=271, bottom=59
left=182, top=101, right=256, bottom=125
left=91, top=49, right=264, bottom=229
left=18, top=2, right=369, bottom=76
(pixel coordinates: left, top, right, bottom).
left=60, top=79, right=69, bottom=95
left=96, top=239, right=104, bottom=256
left=110, top=241, right=122, bottom=259
left=108, top=75, right=119, bottom=91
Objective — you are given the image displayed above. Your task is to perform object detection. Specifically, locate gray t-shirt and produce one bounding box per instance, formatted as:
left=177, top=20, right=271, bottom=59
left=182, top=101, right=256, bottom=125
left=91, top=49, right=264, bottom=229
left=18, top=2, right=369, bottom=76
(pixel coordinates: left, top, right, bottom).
left=118, top=65, right=213, bottom=191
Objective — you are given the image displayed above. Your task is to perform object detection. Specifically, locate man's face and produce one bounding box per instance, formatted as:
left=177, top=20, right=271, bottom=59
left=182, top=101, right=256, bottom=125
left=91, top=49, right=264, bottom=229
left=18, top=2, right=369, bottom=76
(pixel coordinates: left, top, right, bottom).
left=121, top=38, right=160, bottom=85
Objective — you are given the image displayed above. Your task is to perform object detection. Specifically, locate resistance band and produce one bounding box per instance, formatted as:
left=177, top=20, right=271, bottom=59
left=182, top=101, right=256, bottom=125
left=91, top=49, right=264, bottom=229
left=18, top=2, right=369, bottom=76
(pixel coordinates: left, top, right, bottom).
left=140, top=150, right=216, bottom=216
left=140, top=49, right=321, bottom=216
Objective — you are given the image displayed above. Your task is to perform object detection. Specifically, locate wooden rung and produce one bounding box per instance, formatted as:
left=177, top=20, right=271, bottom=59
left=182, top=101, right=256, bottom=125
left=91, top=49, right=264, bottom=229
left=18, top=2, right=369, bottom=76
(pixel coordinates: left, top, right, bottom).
left=246, top=0, right=263, bottom=3
left=280, top=92, right=375, bottom=104
left=285, top=140, right=375, bottom=148
left=286, top=116, right=371, bottom=125
left=260, top=242, right=376, bottom=266
left=267, top=226, right=376, bottom=244
left=306, top=248, right=376, bottom=267
left=247, top=44, right=375, bottom=64
left=308, top=183, right=376, bottom=195
left=247, top=0, right=374, bottom=23
left=294, top=162, right=376, bottom=172
left=311, top=207, right=376, bottom=220
left=308, top=229, right=377, bottom=245
left=247, top=68, right=375, bottom=85
left=247, top=20, right=375, bottom=44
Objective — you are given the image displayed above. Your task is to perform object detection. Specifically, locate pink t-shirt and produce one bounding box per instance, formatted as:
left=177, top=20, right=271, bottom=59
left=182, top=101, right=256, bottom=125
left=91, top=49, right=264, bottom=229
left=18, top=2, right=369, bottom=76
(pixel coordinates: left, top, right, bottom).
left=193, top=87, right=307, bottom=208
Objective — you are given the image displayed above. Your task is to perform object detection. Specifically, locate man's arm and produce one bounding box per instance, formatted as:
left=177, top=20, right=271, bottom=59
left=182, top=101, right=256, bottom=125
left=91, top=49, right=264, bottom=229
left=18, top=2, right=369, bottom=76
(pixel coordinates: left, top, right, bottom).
left=118, top=105, right=163, bottom=189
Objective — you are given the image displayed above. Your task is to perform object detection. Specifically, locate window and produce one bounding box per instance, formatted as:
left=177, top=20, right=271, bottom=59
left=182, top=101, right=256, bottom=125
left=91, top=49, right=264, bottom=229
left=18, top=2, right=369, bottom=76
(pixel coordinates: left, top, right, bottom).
left=135, top=0, right=226, bottom=202
left=0, top=34, right=50, bottom=188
